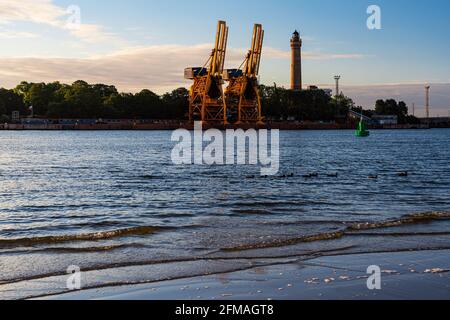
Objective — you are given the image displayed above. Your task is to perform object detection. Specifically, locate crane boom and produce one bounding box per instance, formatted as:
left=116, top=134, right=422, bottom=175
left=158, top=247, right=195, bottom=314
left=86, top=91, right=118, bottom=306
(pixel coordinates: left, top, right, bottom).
left=210, top=21, right=228, bottom=76
left=245, top=24, right=264, bottom=77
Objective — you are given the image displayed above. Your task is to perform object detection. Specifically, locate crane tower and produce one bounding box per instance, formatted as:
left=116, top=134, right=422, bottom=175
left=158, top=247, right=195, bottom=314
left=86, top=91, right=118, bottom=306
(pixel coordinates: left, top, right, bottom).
left=224, top=24, right=264, bottom=124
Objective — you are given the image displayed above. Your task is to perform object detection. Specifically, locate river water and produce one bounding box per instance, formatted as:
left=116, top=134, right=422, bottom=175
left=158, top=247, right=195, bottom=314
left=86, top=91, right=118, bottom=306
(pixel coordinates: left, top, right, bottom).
left=0, top=129, right=449, bottom=298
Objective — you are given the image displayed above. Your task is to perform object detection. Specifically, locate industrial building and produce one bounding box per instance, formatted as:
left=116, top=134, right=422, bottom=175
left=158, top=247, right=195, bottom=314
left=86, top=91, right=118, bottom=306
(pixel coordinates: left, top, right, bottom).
left=371, top=115, right=399, bottom=125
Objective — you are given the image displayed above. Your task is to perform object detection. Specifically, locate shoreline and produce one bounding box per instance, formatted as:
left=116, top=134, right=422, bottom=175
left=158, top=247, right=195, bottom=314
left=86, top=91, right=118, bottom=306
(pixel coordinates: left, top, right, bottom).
left=33, top=249, right=450, bottom=300
left=0, top=123, right=440, bottom=131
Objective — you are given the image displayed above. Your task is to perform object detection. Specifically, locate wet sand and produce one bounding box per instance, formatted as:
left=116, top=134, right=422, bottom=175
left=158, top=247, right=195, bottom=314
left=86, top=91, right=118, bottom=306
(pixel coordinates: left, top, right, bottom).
left=36, top=249, right=450, bottom=300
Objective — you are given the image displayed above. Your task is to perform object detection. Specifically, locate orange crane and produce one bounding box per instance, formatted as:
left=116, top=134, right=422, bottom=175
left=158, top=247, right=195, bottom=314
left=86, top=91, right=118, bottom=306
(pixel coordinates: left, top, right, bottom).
left=185, top=21, right=229, bottom=124
left=224, top=24, right=264, bottom=124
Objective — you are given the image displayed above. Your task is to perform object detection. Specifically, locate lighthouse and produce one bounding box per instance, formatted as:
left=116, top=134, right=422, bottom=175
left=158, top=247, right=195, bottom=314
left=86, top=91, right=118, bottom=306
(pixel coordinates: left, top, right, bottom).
left=290, top=30, right=302, bottom=90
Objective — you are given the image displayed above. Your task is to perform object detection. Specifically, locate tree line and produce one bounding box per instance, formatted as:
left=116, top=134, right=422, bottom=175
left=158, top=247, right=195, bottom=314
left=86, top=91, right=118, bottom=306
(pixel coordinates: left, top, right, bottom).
left=0, top=80, right=418, bottom=124
left=351, top=99, right=420, bottom=124
left=260, top=85, right=353, bottom=122
left=0, top=80, right=188, bottom=122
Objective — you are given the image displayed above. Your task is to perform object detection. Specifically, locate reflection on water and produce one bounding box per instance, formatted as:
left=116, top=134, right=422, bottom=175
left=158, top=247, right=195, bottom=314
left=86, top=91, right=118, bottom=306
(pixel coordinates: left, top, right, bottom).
left=0, top=129, right=449, bottom=298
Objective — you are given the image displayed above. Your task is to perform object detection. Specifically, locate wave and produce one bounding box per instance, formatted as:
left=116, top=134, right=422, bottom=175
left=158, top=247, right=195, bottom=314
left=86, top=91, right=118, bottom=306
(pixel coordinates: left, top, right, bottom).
left=139, top=174, right=162, bottom=180
left=1, top=212, right=448, bottom=252
left=348, top=211, right=450, bottom=231
left=0, top=243, right=361, bottom=286
left=346, top=231, right=450, bottom=237
left=228, top=200, right=306, bottom=207
left=0, top=243, right=152, bottom=255
left=231, top=209, right=275, bottom=215
left=0, top=225, right=172, bottom=248
left=1, top=220, right=132, bottom=236
left=220, top=211, right=450, bottom=252
left=221, top=231, right=346, bottom=252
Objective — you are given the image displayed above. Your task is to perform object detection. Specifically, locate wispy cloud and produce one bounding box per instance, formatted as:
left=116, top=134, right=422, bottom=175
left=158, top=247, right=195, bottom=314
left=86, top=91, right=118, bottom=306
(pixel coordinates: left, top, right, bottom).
left=0, top=0, right=118, bottom=42
left=0, top=0, right=64, bottom=26
left=68, top=24, right=119, bottom=44
left=0, top=43, right=448, bottom=117
left=0, top=43, right=368, bottom=93
left=0, top=30, right=39, bottom=39
left=263, top=47, right=366, bottom=60
left=305, top=53, right=366, bottom=60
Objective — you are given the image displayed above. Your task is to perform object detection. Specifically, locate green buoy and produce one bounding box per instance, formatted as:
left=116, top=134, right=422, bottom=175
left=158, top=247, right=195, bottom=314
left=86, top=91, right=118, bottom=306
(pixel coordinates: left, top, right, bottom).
left=356, top=118, right=370, bottom=137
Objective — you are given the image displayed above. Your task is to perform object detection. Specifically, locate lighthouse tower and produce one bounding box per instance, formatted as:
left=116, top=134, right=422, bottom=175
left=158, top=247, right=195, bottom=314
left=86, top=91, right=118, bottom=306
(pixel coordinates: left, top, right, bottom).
left=290, top=30, right=302, bottom=91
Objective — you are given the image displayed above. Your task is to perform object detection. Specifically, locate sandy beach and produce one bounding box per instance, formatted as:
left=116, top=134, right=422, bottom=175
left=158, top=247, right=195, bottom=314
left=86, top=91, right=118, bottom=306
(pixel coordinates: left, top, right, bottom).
left=31, top=249, right=449, bottom=300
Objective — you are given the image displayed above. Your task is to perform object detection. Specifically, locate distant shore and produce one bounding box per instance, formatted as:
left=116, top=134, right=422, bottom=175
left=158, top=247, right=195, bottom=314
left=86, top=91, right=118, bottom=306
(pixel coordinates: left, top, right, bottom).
left=0, top=122, right=437, bottom=131
left=34, top=249, right=450, bottom=300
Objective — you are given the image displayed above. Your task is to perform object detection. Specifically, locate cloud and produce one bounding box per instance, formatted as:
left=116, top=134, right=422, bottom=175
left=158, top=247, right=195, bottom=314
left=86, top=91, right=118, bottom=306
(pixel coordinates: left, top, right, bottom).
left=262, top=47, right=366, bottom=60
left=0, top=44, right=368, bottom=93
left=68, top=24, right=119, bottom=44
left=0, top=0, right=64, bottom=26
left=0, top=0, right=118, bottom=42
left=3, top=43, right=444, bottom=117
left=304, top=53, right=366, bottom=60
left=0, top=30, right=39, bottom=39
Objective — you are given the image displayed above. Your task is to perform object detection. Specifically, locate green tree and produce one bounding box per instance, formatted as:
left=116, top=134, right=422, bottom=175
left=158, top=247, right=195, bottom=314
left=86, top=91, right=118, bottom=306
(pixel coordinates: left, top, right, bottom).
left=260, top=84, right=289, bottom=120
left=133, top=89, right=163, bottom=118
left=161, top=88, right=189, bottom=119
left=60, top=80, right=104, bottom=118
left=13, top=81, right=33, bottom=100
left=0, top=99, right=6, bottom=116
left=0, top=88, right=26, bottom=116
left=0, top=114, right=9, bottom=123
left=14, top=81, right=63, bottom=116
left=107, top=92, right=136, bottom=119
left=375, top=99, right=409, bottom=123
left=260, top=84, right=351, bottom=122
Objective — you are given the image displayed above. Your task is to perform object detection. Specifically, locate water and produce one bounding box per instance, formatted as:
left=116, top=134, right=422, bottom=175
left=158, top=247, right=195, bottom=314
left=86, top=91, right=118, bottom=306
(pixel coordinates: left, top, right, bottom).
left=0, top=129, right=449, bottom=298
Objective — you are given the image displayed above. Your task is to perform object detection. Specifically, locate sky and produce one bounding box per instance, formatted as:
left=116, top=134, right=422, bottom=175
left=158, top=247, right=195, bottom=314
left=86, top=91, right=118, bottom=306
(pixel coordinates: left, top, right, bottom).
left=0, top=0, right=449, bottom=116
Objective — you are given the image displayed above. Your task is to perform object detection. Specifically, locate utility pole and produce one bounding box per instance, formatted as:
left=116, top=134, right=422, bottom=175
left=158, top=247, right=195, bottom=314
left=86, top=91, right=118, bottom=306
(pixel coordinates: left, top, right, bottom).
left=412, top=103, right=415, bottom=117
left=334, top=75, right=341, bottom=98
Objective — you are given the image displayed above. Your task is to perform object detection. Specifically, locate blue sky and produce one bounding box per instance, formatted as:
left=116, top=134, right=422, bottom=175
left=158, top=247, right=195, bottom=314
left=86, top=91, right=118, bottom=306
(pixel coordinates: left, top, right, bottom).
left=0, top=0, right=449, bottom=115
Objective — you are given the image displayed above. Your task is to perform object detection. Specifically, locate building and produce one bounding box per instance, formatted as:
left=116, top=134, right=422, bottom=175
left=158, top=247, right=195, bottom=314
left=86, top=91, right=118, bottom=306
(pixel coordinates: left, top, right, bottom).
left=420, top=117, right=450, bottom=128
left=11, top=111, right=20, bottom=122
left=322, top=89, right=333, bottom=97
left=290, top=30, right=302, bottom=90
left=371, top=115, right=398, bottom=125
